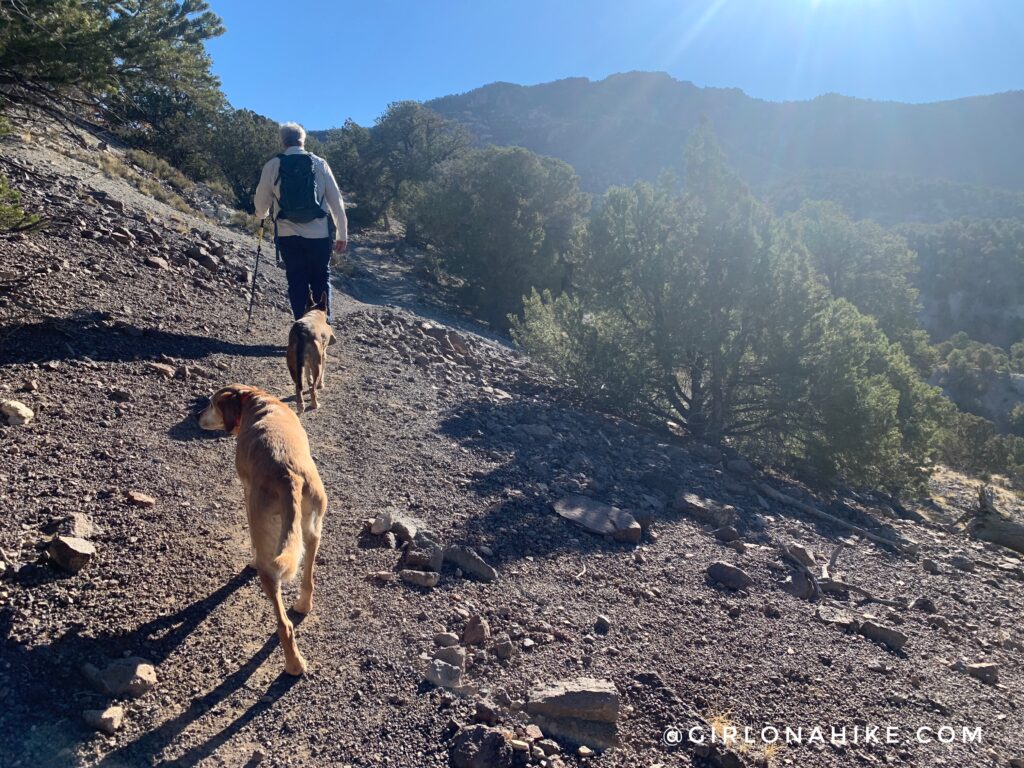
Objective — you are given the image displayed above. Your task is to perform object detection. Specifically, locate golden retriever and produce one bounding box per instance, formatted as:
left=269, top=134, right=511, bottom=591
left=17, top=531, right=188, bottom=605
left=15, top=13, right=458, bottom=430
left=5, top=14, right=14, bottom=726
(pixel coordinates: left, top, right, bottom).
left=198, top=384, right=327, bottom=676
left=287, top=291, right=336, bottom=414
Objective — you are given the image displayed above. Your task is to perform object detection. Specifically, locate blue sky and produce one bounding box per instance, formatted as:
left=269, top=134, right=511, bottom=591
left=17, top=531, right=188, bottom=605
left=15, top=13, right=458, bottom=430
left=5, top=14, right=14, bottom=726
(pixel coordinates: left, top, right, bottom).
left=205, top=0, right=1023, bottom=129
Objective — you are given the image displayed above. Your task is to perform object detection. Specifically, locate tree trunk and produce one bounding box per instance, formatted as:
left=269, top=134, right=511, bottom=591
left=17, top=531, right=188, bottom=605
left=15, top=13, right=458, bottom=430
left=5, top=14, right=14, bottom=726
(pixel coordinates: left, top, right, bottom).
left=966, top=488, right=1024, bottom=555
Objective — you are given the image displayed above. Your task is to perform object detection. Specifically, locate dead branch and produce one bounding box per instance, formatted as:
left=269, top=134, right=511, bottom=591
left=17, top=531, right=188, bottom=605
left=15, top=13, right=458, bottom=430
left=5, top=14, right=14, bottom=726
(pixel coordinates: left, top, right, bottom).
left=758, top=483, right=917, bottom=555
left=961, top=487, right=1024, bottom=556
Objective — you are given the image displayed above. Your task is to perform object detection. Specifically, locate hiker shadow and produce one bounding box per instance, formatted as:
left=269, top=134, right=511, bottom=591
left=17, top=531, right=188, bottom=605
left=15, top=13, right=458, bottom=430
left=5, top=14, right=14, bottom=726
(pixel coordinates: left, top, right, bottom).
left=0, top=311, right=285, bottom=367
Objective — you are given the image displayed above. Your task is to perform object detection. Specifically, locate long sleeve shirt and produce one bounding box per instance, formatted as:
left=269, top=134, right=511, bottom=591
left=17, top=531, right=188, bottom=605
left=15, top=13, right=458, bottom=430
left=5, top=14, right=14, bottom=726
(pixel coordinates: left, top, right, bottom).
left=253, top=146, right=348, bottom=241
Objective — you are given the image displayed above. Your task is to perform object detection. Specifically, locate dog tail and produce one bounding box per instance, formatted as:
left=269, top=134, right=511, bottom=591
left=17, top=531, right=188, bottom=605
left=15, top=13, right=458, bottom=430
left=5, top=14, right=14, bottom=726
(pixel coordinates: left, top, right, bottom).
left=273, top=474, right=305, bottom=581
left=287, top=325, right=305, bottom=389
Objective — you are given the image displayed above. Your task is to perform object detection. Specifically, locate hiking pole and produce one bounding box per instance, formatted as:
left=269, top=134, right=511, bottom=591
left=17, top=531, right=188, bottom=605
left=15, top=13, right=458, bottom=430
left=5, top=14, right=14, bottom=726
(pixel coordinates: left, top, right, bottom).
left=245, top=218, right=266, bottom=332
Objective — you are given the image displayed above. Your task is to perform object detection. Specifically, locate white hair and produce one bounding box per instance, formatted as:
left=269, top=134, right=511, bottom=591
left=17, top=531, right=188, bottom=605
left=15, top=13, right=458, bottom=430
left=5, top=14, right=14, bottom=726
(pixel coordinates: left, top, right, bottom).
left=280, top=122, right=306, bottom=147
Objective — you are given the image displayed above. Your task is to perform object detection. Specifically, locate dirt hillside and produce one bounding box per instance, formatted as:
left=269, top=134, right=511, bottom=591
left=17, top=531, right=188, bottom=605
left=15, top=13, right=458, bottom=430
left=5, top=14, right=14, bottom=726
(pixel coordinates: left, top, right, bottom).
left=1, top=131, right=1023, bottom=768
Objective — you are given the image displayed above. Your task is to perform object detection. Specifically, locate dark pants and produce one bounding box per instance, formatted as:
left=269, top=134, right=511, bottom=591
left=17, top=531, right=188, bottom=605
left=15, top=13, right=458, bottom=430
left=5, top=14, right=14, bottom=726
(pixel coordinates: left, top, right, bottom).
left=277, top=236, right=332, bottom=322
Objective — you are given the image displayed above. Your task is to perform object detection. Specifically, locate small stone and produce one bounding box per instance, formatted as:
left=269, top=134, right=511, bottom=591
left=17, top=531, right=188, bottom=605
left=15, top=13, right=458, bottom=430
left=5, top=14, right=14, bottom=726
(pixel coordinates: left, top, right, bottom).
left=714, top=525, right=740, bottom=543
left=126, top=490, right=156, bottom=508
left=594, top=615, right=612, bottom=634
left=966, top=662, right=999, bottom=685
left=391, top=517, right=417, bottom=543
left=858, top=621, right=908, bottom=652
left=399, top=569, right=439, bottom=588
left=509, top=739, right=530, bottom=752
left=473, top=699, right=501, bottom=725
left=537, top=739, right=561, bottom=755
left=922, top=558, right=941, bottom=574
left=706, top=561, right=753, bottom=590
left=786, top=542, right=817, bottom=568
left=434, top=645, right=467, bottom=670
left=83, top=657, right=157, bottom=697
left=463, top=615, right=491, bottom=646
left=950, top=555, right=976, bottom=572
left=82, top=706, right=124, bottom=734
left=911, top=596, right=938, bottom=614
left=434, top=632, right=460, bottom=647
left=48, top=536, right=96, bottom=573
left=147, top=362, right=175, bottom=378
left=108, top=388, right=132, bottom=402
left=578, top=745, right=595, bottom=758
left=444, top=545, right=498, bottom=582
left=525, top=678, right=620, bottom=723
left=404, top=533, right=444, bottom=572
left=425, top=658, right=463, bottom=689
left=493, top=635, right=516, bottom=660
left=1, top=400, right=33, bottom=426
left=144, top=255, right=170, bottom=271
left=370, top=511, right=392, bottom=535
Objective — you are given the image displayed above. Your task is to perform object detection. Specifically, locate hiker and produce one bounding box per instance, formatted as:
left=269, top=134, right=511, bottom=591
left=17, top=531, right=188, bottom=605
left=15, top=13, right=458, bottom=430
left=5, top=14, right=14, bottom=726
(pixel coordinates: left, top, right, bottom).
left=254, top=122, right=348, bottom=323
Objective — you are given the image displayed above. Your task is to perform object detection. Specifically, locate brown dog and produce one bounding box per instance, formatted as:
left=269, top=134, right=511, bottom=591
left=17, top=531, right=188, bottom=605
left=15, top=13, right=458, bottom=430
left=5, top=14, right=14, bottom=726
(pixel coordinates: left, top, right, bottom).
left=286, top=291, right=336, bottom=414
left=198, top=384, right=327, bottom=676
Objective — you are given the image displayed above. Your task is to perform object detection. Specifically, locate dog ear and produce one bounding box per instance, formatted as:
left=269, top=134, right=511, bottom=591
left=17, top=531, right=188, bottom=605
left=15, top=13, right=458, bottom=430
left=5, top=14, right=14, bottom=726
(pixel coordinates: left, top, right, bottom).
left=328, top=328, right=337, bottom=346
left=305, top=289, right=316, bottom=312
left=216, top=390, right=244, bottom=433
left=317, top=292, right=328, bottom=311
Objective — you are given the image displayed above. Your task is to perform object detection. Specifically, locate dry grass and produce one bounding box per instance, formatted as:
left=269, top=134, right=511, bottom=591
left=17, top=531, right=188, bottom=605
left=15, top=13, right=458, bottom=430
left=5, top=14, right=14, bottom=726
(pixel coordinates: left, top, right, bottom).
left=706, top=712, right=785, bottom=767
left=91, top=152, right=194, bottom=214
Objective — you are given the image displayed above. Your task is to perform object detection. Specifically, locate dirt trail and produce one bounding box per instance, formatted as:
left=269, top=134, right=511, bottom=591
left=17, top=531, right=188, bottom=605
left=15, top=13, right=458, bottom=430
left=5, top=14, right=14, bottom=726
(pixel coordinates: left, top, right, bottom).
left=1, top=134, right=1023, bottom=768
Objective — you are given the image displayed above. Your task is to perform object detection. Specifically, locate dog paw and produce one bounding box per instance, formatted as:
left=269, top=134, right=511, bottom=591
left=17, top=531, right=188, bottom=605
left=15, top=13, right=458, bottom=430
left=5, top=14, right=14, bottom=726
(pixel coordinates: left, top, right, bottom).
left=308, top=401, right=320, bottom=411
left=284, top=653, right=307, bottom=677
left=292, top=594, right=312, bottom=614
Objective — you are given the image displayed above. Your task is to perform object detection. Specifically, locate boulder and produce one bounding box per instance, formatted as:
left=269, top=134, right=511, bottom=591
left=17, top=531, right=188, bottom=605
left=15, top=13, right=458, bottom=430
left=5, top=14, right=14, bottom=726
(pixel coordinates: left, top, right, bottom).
left=48, top=536, right=95, bottom=574
left=370, top=511, right=392, bottom=535
left=425, top=658, right=463, bottom=689
left=672, top=493, right=736, bottom=528
left=552, top=495, right=641, bottom=543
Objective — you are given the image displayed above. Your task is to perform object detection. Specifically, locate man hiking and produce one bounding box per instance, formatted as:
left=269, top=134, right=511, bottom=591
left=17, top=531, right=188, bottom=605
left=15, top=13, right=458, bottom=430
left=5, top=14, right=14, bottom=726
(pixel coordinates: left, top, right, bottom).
left=254, top=122, right=348, bottom=322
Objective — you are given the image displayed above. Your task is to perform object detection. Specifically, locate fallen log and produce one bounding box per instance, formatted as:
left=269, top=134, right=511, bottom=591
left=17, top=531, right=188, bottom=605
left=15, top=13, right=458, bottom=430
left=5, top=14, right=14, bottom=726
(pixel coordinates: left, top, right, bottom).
left=965, top=488, right=1024, bottom=556
left=758, top=483, right=917, bottom=555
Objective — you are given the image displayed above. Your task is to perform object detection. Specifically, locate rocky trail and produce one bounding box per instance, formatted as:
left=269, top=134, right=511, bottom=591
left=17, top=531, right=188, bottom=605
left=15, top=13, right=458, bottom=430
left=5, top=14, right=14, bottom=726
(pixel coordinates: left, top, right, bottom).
left=1, top=132, right=1023, bottom=768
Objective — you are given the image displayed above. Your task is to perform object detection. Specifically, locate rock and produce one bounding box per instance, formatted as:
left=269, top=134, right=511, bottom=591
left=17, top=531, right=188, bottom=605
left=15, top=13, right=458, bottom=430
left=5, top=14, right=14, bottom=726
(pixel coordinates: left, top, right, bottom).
left=434, top=632, right=460, bottom=647
left=552, top=495, right=641, bottom=543
left=493, top=634, right=516, bottom=660
left=1, top=400, right=34, bottom=426
left=126, top=490, right=156, bottom=508
left=578, top=745, right=595, bottom=758
left=966, top=662, right=999, bottom=685
left=950, top=555, right=976, bottom=572
left=82, top=706, right=124, bottom=735
left=706, top=561, right=753, bottom=591
left=63, top=512, right=103, bottom=539
left=594, top=615, right=612, bottom=635
left=525, top=678, right=620, bottom=723
left=530, top=715, right=618, bottom=752
left=144, top=255, right=170, bottom=270
left=83, top=657, right=157, bottom=698
left=726, top=459, right=755, bottom=476
left=463, top=615, right=490, bottom=646
left=404, top=532, right=443, bottom=572
left=911, top=596, right=938, bottom=614
left=537, top=739, right=561, bottom=755
left=370, top=511, right=392, bottom=535
left=434, top=645, right=467, bottom=670
left=390, top=517, right=417, bottom=543
left=786, top=542, right=817, bottom=568
left=714, top=525, right=740, bottom=543
left=858, top=621, right=908, bottom=652
left=147, top=362, right=176, bottom=378
left=690, top=443, right=723, bottom=464
left=922, top=558, right=941, bottom=574
left=47, top=536, right=96, bottom=573
left=450, top=725, right=514, bottom=768
left=473, top=699, right=501, bottom=725
left=816, top=605, right=859, bottom=629
left=400, top=569, right=439, bottom=588
left=425, top=658, right=463, bottom=689
left=785, top=571, right=817, bottom=600
left=108, top=388, right=132, bottom=402
left=672, top=493, right=736, bottom=527
left=444, top=545, right=498, bottom=582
